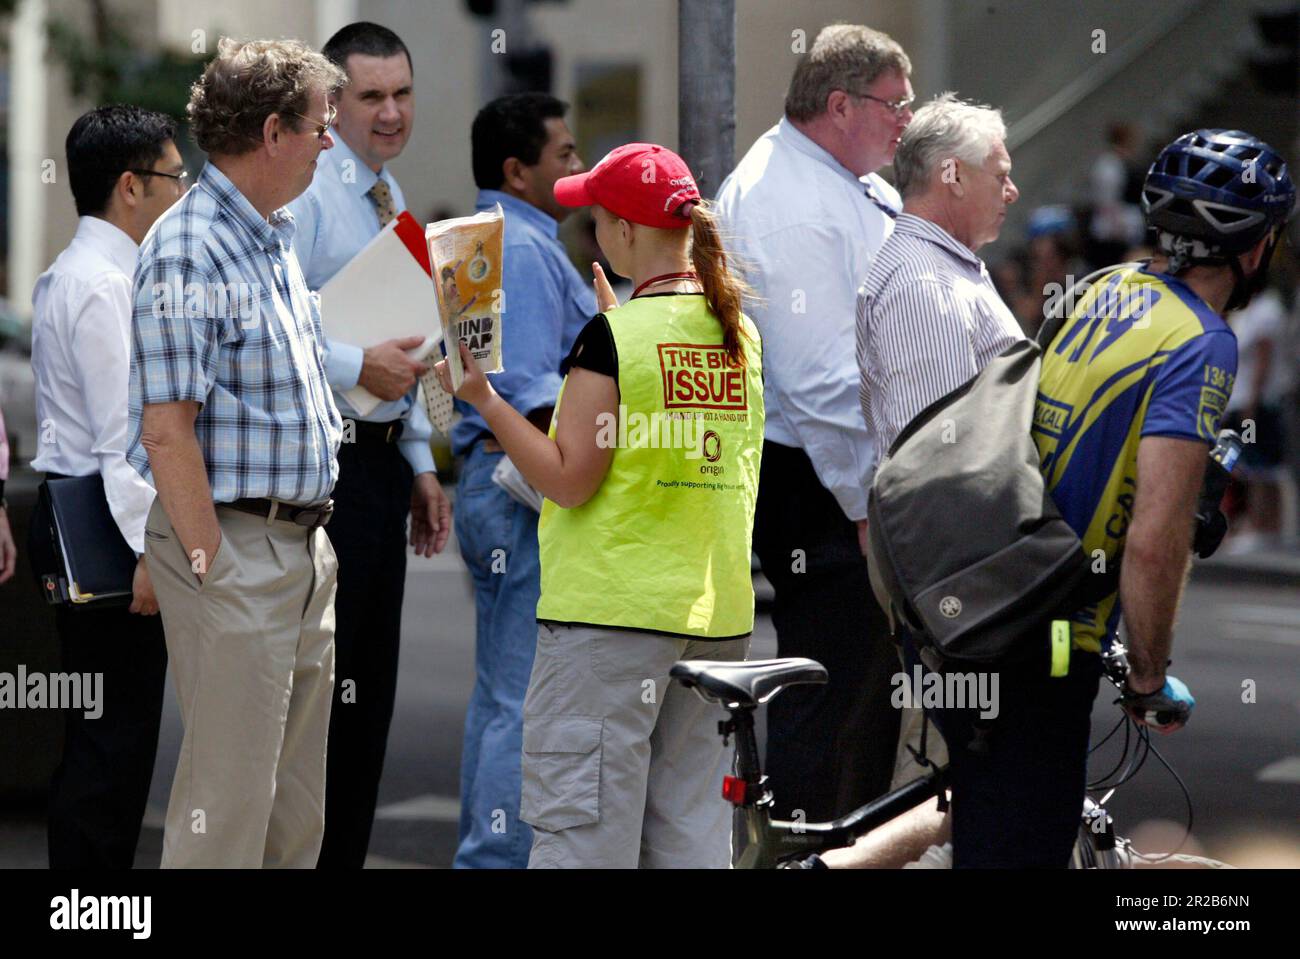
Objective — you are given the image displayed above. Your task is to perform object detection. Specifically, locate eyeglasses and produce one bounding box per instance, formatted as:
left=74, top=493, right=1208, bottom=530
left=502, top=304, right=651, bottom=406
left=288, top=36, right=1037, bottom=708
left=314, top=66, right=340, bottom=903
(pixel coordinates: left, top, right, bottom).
left=127, top=168, right=190, bottom=186
left=850, top=92, right=915, bottom=117
left=285, top=103, right=337, bottom=139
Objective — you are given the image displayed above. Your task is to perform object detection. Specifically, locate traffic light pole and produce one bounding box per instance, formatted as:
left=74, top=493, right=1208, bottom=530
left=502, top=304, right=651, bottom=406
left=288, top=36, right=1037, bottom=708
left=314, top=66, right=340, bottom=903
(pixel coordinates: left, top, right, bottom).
left=678, top=0, right=735, bottom=198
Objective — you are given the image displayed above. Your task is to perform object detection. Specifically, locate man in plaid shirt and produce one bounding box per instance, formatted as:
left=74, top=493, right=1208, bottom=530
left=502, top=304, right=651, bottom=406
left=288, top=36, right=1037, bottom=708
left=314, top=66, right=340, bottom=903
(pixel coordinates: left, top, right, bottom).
left=126, top=37, right=346, bottom=868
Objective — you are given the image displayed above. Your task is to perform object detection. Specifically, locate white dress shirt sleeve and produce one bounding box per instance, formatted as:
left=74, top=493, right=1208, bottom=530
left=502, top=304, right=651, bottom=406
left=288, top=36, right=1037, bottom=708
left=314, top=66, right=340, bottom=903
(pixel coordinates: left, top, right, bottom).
left=745, top=220, right=877, bottom=521
left=70, top=272, right=157, bottom=554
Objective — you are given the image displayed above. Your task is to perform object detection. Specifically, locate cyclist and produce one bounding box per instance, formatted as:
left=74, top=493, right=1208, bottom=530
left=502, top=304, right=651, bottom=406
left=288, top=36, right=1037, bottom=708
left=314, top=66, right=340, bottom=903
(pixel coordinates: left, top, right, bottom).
left=827, top=129, right=1294, bottom=869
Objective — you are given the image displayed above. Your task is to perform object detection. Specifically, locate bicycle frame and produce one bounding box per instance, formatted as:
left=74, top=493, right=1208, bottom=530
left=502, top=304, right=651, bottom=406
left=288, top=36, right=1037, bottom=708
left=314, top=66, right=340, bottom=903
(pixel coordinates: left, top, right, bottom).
left=717, top=698, right=1132, bottom=869
left=720, top=705, right=947, bottom=868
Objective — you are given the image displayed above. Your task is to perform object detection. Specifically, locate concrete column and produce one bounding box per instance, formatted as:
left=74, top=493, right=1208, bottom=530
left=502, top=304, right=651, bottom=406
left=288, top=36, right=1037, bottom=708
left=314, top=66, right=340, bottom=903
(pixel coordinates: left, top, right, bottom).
left=7, top=0, right=48, bottom=314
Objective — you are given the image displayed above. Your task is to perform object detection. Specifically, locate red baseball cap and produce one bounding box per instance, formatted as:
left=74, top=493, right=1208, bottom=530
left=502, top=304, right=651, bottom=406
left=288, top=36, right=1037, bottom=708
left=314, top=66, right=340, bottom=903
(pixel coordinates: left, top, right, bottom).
left=554, top=143, right=701, bottom=229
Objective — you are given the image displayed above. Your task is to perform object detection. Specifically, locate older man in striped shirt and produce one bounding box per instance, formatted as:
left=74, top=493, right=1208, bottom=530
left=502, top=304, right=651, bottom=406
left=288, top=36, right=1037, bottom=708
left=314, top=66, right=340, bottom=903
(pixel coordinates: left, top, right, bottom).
left=857, top=93, right=1026, bottom=457
left=855, top=93, right=1024, bottom=812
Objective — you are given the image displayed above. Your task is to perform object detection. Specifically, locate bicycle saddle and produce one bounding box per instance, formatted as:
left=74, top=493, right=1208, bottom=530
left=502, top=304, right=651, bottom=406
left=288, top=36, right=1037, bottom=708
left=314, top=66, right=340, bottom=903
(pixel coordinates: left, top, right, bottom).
left=670, top=658, right=828, bottom=708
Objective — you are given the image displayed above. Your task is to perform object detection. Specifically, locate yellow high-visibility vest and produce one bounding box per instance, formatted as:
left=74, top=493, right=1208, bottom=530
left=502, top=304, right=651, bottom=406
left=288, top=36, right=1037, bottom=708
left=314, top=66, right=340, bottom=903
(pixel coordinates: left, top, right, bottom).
left=537, top=294, right=764, bottom=638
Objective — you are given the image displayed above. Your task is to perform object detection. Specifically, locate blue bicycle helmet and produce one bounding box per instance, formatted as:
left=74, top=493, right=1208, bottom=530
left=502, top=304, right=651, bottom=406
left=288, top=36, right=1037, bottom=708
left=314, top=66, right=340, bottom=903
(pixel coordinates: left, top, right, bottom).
left=1142, top=129, right=1295, bottom=266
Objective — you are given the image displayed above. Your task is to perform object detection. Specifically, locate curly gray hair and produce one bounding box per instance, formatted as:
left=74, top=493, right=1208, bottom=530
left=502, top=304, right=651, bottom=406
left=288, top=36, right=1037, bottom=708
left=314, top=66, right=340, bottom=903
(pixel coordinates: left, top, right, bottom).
left=188, top=37, right=346, bottom=157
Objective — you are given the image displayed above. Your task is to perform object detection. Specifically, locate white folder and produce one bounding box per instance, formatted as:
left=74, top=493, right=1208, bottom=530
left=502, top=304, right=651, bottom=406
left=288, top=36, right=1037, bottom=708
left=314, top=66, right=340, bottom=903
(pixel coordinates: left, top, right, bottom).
left=318, top=210, right=442, bottom=417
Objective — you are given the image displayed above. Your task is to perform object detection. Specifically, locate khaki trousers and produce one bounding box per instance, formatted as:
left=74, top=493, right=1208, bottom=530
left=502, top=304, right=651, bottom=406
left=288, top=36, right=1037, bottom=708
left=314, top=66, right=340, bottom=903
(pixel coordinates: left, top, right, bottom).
left=144, top=499, right=337, bottom=868
left=520, top=622, right=748, bottom=869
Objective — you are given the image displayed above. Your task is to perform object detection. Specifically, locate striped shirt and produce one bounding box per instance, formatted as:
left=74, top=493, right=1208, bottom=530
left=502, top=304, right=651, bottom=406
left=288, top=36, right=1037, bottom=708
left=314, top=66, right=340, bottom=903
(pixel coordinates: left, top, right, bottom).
left=126, top=163, right=342, bottom=505
left=856, top=213, right=1025, bottom=462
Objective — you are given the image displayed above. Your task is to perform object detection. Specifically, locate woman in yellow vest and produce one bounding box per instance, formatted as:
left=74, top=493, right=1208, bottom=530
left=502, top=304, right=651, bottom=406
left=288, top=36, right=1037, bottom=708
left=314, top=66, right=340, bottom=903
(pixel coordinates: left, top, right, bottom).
left=436, top=143, right=763, bottom=868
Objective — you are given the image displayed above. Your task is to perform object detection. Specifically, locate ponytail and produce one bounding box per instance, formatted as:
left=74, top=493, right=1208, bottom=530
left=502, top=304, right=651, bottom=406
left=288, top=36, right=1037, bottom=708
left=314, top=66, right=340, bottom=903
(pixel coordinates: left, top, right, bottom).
left=688, top=201, right=752, bottom=369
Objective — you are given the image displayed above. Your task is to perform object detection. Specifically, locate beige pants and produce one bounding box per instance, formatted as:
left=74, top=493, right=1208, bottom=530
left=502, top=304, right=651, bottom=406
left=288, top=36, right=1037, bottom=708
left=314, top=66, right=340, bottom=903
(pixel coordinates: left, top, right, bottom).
left=521, top=622, right=748, bottom=868
left=890, top=705, right=950, bottom=789
left=144, top=499, right=337, bottom=868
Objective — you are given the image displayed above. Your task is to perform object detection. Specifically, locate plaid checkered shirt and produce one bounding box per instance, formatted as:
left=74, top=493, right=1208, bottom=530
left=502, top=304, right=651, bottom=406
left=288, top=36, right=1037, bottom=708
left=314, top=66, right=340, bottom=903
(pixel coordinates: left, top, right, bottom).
left=126, top=163, right=342, bottom=505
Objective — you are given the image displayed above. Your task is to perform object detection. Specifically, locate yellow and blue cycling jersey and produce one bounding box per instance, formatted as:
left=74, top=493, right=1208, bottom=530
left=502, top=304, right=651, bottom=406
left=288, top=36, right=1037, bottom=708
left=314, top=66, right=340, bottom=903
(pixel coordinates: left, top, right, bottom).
left=1032, top=265, right=1237, bottom=653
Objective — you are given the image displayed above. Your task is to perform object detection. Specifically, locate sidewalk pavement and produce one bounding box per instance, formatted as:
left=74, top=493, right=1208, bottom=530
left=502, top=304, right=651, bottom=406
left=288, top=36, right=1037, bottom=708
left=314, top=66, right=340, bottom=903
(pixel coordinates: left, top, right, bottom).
left=1192, top=538, right=1300, bottom=588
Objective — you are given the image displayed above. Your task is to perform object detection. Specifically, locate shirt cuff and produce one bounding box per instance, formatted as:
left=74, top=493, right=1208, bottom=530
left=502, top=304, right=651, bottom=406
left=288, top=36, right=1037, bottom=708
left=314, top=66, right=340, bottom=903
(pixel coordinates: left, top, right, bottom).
left=399, top=436, right=437, bottom=476
left=326, top=339, right=364, bottom=392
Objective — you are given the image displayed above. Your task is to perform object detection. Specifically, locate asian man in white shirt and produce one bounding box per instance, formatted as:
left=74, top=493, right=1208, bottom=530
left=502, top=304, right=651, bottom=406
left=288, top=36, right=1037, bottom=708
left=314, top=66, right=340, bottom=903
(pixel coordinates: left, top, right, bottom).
left=30, top=104, right=187, bottom=867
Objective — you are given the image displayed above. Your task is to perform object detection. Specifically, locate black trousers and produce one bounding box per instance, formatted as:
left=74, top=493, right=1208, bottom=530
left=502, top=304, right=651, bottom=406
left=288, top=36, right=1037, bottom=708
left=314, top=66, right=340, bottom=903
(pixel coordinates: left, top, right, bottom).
left=28, top=479, right=167, bottom=868
left=317, top=433, right=414, bottom=868
left=753, top=441, right=901, bottom=823
left=46, top=604, right=167, bottom=869
left=900, top=629, right=1102, bottom=868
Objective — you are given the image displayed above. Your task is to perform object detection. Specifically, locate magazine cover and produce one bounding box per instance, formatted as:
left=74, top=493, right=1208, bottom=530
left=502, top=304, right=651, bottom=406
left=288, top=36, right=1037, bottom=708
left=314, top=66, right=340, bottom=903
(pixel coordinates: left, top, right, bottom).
left=426, top=204, right=505, bottom=390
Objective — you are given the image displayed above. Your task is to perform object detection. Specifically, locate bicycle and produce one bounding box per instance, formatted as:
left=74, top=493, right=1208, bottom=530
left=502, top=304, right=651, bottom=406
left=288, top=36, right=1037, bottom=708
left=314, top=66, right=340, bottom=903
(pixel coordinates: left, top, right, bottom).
left=671, top=429, right=1243, bottom=868
left=670, top=641, right=1231, bottom=869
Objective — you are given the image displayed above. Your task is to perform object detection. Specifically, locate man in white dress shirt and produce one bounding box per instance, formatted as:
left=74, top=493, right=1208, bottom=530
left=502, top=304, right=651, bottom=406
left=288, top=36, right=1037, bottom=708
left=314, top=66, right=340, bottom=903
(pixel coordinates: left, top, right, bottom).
left=30, top=104, right=186, bottom=867
left=286, top=21, right=451, bottom=868
left=714, top=23, right=914, bottom=822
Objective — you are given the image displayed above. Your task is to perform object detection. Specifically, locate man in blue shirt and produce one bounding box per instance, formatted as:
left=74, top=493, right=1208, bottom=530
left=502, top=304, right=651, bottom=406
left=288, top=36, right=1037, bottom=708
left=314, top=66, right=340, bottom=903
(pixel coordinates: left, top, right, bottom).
left=454, top=93, right=595, bottom=868
left=286, top=22, right=451, bottom=869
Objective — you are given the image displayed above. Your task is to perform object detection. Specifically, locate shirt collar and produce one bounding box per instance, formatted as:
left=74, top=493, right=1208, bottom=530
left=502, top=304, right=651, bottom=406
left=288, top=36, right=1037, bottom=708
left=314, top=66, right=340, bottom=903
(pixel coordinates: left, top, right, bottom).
left=326, top=134, right=386, bottom=196
left=75, top=215, right=138, bottom=275
left=893, top=213, right=984, bottom=269
left=198, top=162, right=294, bottom=251
left=477, top=189, right=558, bottom=240
left=776, top=116, right=865, bottom=191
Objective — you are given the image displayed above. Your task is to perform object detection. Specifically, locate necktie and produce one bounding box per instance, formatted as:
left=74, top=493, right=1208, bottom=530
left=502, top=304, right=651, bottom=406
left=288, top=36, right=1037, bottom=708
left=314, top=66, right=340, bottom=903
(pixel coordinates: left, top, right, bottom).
left=368, top=179, right=455, bottom=435
left=366, top=179, right=397, bottom=226
left=865, top=182, right=899, bottom=219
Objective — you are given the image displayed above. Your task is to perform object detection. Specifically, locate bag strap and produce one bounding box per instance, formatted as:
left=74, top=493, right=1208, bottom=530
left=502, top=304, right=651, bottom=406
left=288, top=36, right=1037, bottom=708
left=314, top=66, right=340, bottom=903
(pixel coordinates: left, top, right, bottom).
left=1037, top=261, right=1148, bottom=352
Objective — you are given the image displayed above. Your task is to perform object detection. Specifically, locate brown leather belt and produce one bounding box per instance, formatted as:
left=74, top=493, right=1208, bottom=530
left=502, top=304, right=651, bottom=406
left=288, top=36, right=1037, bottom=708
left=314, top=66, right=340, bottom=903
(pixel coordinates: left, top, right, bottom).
left=221, top=498, right=334, bottom=529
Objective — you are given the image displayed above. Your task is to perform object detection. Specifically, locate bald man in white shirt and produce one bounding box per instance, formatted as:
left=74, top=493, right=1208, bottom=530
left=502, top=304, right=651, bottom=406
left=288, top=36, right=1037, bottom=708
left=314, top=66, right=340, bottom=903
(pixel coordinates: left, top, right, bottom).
left=715, top=24, right=914, bottom=823
left=30, top=105, right=187, bottom=867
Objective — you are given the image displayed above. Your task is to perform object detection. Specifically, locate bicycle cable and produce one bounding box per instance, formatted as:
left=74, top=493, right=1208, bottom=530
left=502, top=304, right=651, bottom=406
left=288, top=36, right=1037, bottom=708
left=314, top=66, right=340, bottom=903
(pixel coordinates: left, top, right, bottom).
left=1125, top=731, right=1196, bottom=864
left=1087, top=711, right=1131, bottom=786
left=1091, top=720, right=1148, bottom=790
left=1087, top=711, right=1197, bottom=861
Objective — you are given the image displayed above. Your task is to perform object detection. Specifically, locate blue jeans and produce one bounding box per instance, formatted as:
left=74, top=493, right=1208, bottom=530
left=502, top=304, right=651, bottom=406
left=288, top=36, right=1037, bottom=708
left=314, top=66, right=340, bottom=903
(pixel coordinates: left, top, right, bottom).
left=453, top=443, right=540, bottom=868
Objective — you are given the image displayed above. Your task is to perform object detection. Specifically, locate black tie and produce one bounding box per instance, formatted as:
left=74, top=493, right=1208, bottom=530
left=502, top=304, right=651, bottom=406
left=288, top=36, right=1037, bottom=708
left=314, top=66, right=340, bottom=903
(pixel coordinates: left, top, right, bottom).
left=866, top=183, right=898, bottom=219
